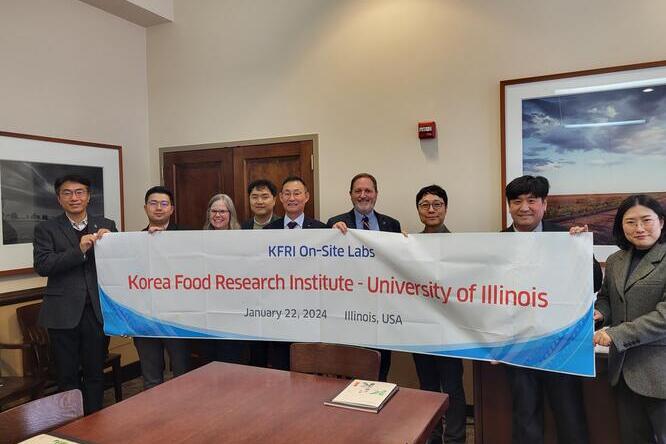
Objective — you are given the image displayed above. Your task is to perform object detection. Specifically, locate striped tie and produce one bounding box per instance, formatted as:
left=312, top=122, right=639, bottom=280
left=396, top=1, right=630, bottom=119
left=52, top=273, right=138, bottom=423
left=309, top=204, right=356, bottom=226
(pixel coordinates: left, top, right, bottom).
left=362, top=216, right=370, bottom=230
left=287, top=221, right=298, bottom=229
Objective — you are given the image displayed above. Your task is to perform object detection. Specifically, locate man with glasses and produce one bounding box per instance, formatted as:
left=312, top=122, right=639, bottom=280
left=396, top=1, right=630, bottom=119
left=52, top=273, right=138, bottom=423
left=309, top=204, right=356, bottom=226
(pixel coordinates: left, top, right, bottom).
left=133, top=186, right=191, bottom=389
left=264, top=176, right=326, bottom=369
left=413, top=185, right=466, bottom=444
left=327, top=172, right=401, bottom=381
left=241, top=179, right=279, bottom=229
left=33, top=174, right=117, bottom=414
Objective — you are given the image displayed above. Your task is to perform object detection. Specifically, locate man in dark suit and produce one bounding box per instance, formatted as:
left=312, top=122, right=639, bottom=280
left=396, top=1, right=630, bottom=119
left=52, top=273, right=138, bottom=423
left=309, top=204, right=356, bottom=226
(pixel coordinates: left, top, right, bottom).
left=133, top=186, right=190, bottom=389
left=33, top=174, right=117, bottom=414
left=240, top=179, right=279, bottom=366
left=264, top=176, right=327, bottom=369
left=327, top=172, right=401, bottom=381
left=502, top=175, right=601, bottom=444
left=240, top=179, right=279, bottom=230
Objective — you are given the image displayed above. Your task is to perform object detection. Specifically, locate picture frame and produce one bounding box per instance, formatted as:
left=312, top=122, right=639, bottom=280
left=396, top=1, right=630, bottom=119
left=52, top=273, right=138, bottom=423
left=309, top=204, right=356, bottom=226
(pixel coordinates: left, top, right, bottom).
left=501, top=60, right=666, bottom=261
left=0, top=131, right=124, bottom=276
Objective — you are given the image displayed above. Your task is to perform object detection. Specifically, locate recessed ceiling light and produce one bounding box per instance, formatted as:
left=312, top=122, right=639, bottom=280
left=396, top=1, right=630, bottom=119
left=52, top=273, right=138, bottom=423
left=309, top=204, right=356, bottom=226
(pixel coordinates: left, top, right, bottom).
left=643, top=88, right=654, bottom=92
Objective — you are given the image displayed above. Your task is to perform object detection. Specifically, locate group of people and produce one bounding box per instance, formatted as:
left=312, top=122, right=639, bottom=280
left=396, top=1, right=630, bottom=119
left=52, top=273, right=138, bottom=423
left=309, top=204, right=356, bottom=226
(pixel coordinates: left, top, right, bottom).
left=33, top=171, right=665, bottom=444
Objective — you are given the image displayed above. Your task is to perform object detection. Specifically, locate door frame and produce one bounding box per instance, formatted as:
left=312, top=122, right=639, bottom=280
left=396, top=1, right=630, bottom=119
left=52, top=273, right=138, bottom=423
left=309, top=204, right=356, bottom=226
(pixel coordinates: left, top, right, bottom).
left=158, top=134, right=320, bottom=219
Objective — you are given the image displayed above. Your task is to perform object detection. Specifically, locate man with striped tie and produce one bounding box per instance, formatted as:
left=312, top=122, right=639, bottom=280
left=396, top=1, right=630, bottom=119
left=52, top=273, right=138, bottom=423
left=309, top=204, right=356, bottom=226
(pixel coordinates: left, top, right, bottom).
left=327, top=172, right=401, bottom=381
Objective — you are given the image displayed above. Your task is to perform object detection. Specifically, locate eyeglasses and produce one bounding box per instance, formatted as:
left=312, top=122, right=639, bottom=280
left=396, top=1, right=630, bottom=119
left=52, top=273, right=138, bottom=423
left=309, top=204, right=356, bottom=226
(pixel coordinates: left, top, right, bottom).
left=148, top=200, right=171, bottom=208
left=210, top=209, right=229, bottom=215
left=281, top=191, right=304, bottom=198
left=418, top=201, right=445, bottom=210
left=60, top=189, right=88, bottom=199
left=623, top=218, right=658, bottom=229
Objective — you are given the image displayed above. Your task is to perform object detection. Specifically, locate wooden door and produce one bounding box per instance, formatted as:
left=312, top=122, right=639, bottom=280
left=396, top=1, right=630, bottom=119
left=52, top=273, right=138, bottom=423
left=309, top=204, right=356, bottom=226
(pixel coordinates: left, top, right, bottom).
left=162, top=140, right=314, bottom=228
left=163, top=149, right=234, bottom=229
left=233, top=141, right=314, bottom=222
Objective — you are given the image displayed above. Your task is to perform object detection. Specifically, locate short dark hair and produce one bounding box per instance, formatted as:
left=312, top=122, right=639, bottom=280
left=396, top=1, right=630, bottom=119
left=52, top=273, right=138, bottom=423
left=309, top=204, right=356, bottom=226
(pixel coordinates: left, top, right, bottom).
left=144, top=186, right=175, bottom=205
left=247, top=179, right=277, bottom=197
left=416, top=185, right=448, bottom=207
left=349, top=173, right=377, bottom=193
left=54, top=175, right=91, bottom=194
left=612, top=194, right=665, bottom=250
left=505, top=175, right=549, bottom=201
left=281, top=176, right=308, bottom=191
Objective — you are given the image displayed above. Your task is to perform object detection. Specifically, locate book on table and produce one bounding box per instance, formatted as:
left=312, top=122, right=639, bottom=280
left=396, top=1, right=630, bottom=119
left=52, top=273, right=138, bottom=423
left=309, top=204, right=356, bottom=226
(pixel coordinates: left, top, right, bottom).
left=324, top=379, right=398, bottom=413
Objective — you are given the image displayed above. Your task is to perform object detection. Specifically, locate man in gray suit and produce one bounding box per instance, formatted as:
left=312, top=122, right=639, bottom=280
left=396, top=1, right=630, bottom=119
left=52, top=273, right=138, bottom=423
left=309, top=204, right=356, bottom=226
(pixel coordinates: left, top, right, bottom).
left=33, top=174, right=117, bottom=414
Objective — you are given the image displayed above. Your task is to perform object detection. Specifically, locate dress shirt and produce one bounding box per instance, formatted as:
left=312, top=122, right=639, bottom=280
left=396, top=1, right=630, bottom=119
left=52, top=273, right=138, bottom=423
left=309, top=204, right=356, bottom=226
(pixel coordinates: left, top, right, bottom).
left=354, top=209, right=379, bottom=231
left=283, top=213, right=305, bottom=229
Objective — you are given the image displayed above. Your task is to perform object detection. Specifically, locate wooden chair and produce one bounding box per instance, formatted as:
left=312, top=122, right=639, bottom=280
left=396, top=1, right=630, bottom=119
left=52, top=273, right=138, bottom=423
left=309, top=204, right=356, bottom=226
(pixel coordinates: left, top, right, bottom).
left=0, top=389, right=83, bottom=444
left=290, top=342, right=381, bottom=380
left=0, top=342, right=46, bottom=411
left=16, top=302, right=123, bottom=402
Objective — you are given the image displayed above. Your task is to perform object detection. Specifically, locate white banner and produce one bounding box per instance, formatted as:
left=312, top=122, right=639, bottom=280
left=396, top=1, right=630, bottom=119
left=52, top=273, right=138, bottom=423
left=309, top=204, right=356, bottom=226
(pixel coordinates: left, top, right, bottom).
left=96, top=230, right=595, bottom=376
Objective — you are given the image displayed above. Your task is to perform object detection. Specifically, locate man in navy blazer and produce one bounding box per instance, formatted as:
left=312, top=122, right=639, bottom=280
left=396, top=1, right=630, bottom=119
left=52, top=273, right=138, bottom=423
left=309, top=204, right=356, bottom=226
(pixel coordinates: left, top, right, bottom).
left=327, top=173, right=401, bottom=381
left=33, top=174, right=117, bottom=414
left=264, top=176, right=326, bottom=369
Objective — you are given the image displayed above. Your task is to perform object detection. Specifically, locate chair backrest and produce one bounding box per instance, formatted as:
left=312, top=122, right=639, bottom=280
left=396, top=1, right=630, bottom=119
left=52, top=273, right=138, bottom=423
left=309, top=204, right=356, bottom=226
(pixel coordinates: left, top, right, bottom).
left=290, top=343, right=381, bottom=380
left=16, top=302, right=54, bottom=379
left=0, top=389, right=83, bottom=444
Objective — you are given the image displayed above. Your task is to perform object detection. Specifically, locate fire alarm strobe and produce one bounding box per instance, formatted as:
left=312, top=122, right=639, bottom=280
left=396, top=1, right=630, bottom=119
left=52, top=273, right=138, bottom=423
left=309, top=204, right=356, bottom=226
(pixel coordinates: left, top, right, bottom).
left=418, top=121, right=436, bottom=139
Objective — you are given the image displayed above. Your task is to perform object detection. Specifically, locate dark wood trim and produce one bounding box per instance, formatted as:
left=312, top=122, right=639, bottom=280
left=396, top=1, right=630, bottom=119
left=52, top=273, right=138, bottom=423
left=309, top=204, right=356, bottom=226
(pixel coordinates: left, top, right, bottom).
left=499, top=59, right=666, bottom=229
left=0, top=267, right=34, bottom=278
left=0, top=287, right=44, bottom=307
left=0, top=130, right=124, bottom=275
left=500, top=81, right=507, bottom=227
left=0, top=131, right=121, bottom=150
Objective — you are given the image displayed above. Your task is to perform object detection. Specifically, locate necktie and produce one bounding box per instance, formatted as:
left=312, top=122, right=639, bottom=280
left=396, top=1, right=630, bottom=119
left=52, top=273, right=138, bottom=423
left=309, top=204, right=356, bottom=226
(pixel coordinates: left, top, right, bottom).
left=287, top=221, right=298, bottom=229
left=362, top=216, right=370, bottom=230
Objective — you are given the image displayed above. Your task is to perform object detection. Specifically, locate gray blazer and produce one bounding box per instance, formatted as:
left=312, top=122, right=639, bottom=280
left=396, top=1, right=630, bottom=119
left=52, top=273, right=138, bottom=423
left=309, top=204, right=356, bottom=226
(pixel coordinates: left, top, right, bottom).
left=596, top=242, right=666, bottom=399
left=33, top=213, right=117, bottom=329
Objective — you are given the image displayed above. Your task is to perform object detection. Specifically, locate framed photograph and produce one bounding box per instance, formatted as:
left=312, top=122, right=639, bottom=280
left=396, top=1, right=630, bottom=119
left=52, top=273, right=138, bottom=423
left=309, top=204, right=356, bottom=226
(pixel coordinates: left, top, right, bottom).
left=501, top=61, right=666, bottom=261
left=0, top=131, right=124, bottom=276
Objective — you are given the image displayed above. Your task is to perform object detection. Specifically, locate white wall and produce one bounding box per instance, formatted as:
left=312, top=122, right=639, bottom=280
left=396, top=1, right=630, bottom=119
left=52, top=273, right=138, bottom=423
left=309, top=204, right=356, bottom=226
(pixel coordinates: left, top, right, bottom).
left=0, top=0, right=150, bottom=294
left=146, top=0, right=666, bottom=234
left=0, top=0, right=149, bottom=373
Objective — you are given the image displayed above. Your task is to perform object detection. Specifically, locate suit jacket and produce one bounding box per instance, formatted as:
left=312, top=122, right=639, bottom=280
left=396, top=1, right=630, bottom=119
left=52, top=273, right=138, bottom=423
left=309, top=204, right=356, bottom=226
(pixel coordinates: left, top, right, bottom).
left=504, top=221, right=602, bottom=291
left=143, top=222, right=184, bottom=232
left=241, top=214, right=279, bottom=230
left=264, top=216, right=327, bottom=230
left=596, top=242, right=666, bottom=399
left=33, top=213, right=117, bottom=329
left=326, top=209, right=401, bottom=233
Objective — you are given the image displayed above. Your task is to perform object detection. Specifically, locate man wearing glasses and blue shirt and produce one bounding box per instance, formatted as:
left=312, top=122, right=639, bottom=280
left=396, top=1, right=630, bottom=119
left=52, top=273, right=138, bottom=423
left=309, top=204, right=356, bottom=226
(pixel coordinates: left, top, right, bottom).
left=327, top=173, right=401, bottom=381
left=133, top=186, right=191, bottom=389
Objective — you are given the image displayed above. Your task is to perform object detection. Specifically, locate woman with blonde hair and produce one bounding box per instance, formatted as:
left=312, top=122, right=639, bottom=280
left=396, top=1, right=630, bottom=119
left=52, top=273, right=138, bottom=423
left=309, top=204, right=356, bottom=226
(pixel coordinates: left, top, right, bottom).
left=204, top=193, right=240, bottom=230
left=202, top=193, right=248, bottom=364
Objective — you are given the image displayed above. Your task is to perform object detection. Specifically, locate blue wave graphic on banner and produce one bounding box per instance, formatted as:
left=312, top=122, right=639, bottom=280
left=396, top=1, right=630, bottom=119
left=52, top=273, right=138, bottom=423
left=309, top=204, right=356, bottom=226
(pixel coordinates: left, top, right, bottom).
left=99, top=288, right=261, bottom=340
left=393, top=307, right=595, bottom=376
left=100, top=287, right=594, bottom=376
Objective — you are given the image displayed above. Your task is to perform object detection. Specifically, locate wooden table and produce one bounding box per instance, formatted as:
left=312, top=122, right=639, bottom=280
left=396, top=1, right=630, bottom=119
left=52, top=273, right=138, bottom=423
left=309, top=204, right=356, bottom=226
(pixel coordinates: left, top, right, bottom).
left=54, top=362, right=448, bottom=443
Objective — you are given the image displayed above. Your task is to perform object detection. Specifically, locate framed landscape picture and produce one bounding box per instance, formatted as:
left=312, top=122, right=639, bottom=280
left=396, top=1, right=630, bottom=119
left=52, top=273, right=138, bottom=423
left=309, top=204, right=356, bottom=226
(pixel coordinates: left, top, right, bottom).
left=0, top=131, right=124, bottom=275
left=501, top=61, right=666, bottom=261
